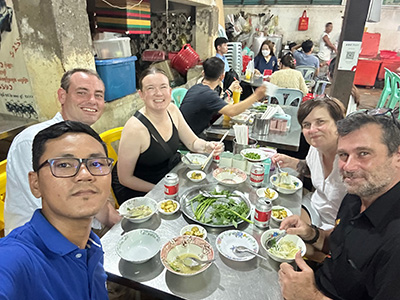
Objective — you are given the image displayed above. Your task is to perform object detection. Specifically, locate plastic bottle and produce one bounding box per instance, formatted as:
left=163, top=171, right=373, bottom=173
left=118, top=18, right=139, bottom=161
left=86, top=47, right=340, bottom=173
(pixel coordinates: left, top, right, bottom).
left=262, top=158, right=271, bottom=185
left=245, top=59, right=254, bottom=81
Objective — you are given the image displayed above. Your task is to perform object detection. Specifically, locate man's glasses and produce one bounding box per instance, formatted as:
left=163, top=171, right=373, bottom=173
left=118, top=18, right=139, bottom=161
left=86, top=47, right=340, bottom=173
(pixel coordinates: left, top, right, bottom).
left=37, top=157, right=114, bottom=178
left=349, top=107, right=400, bottom=127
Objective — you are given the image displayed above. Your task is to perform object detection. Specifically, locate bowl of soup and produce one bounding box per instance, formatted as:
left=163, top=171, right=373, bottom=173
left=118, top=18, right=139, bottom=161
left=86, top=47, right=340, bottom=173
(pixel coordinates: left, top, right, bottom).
left=160, top=235, right=214, bottom=276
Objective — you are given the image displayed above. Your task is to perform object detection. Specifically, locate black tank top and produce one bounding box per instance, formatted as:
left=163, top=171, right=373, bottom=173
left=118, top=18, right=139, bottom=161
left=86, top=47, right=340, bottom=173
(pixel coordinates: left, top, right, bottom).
left=112, top=111, right=180, bottom=204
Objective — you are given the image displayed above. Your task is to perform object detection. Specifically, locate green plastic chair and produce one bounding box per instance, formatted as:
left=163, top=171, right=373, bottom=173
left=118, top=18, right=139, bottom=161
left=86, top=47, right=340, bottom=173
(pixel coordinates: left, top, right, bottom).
left=171, top=88, right=188, bottom=108
left=296, top=66, right=316, bottom=88
left=376, top=68, right=393, bottom=108
left=387, top=72, right=400, bottom=111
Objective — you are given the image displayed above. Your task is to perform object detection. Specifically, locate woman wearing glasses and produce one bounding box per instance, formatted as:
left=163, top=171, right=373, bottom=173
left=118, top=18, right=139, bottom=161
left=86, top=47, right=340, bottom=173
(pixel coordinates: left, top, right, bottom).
left=112, top=67, right=224, bottom=205
left=272, top=97, right=347, bottom=238
left=269, top=53, right=308, bottom=96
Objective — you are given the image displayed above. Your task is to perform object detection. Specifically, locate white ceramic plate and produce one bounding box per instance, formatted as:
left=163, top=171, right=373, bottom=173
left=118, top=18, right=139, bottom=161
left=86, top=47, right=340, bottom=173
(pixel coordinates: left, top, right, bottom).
left=216, top=230, right=259, bottom=262
left=212, top=167, right=247, bottom=186
left=180, top=224, right=208, bottom=240
left=186, top=170, right=206, bottom=183
left=116, top=229, right=161, bottom=263
left=271, top=205, right=293, bottom=223
left=157, top=199, right=180, bottom=215
left=240, top=148, right=268, bottom=162
left=256, top=187, right=279, bottom=201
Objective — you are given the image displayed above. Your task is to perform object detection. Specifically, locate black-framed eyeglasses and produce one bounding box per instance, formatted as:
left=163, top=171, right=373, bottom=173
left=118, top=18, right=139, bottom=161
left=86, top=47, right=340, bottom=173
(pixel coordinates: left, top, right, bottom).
left=37, top=157, right=114, bottom=178
left=349, top=107, right=400, bottom=127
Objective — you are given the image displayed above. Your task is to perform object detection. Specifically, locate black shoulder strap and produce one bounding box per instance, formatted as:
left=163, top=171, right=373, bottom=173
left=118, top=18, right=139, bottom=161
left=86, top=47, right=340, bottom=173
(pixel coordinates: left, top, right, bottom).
left=134, top=111, right=173, bottom=156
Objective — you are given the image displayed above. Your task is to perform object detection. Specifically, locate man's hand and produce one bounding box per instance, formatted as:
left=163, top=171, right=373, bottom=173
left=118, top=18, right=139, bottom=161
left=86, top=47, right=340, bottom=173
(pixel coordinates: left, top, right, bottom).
left=279, top=215, right=315, bottom=241
left=279, top=252, right=329, bottom=300
left=228, top=80, right=242, bottom=93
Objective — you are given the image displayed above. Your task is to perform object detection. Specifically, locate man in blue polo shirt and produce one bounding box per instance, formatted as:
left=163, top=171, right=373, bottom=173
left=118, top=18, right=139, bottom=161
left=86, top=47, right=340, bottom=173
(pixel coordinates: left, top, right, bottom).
left=292, top=39, right=320, bottom=76
left=0, top=121, right=113, bottom=300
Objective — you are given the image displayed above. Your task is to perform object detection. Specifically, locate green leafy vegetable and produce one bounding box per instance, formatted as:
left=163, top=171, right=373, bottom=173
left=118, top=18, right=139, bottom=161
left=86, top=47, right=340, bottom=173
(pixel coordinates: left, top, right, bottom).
left=189, top=190, right=252, bottom=228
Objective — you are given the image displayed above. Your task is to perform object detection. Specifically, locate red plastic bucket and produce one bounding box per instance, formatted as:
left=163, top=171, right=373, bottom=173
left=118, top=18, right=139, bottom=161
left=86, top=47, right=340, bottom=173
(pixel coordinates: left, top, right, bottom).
left=171, top=44, right=200, bottom=75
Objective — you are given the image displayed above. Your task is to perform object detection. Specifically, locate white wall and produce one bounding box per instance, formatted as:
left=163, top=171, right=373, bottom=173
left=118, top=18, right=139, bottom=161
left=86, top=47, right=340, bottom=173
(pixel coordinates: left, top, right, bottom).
left=224, top=5, right=400, bottom=53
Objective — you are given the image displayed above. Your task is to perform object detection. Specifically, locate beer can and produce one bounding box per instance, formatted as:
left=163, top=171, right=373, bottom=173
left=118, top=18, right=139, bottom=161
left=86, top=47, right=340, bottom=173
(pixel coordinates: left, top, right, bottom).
left=250, top=163, right=265, bottom=187
left=164, top=173, right=179, bottom=199
left=254, top=198, right=272, bottom=228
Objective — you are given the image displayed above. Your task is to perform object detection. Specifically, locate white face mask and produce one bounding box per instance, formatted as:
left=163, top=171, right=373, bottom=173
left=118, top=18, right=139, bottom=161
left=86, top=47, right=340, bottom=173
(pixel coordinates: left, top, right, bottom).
left=262, top=50, right=270, bottom=57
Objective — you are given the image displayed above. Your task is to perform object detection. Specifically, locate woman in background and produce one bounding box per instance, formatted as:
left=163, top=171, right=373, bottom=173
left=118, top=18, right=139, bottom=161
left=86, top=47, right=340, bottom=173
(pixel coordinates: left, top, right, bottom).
left=270, top=53, right=308, bottom=96
left=254, top=40, right=278, bottom=75
left=112, top=67, right=223, bottom=205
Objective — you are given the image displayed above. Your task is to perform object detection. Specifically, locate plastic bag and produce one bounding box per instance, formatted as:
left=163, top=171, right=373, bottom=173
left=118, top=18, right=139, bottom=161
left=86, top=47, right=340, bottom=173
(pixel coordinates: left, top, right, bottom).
left=298, top=10, right=309, bottom=31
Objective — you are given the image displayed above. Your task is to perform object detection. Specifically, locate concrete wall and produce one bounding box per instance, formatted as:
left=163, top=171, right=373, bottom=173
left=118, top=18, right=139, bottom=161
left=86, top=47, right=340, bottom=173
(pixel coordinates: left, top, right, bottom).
left=224, top=5, right=400, bottom=53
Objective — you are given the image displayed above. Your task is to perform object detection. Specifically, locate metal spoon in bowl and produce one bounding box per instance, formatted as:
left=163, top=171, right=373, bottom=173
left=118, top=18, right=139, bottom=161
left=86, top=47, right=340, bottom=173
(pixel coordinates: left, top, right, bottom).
left=182, top=256, right=215, bottom=268
left=233, top=246, right=269, bottom=262
left=178, top=150, right=194, bottom=164
left=265, top=231, right=287, bottom=250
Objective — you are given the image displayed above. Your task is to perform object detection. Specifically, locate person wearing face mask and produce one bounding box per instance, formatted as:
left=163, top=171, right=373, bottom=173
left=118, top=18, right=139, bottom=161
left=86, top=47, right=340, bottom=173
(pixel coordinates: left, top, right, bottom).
left=254, top=40, right=278, bottom=75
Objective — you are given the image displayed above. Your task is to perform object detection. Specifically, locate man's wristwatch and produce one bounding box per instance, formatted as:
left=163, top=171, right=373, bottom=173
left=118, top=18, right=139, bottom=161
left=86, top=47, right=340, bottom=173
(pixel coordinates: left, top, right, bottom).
left=303, top=224, right=320, bottom=244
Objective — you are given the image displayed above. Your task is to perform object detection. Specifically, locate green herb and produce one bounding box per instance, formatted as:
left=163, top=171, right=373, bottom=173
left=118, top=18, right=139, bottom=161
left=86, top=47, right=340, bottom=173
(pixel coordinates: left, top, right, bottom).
left=244, top=152, right=261, bottom=160
left=255, top=104, right=268, bottom=112
left=189, top=190, right=252, bottom=228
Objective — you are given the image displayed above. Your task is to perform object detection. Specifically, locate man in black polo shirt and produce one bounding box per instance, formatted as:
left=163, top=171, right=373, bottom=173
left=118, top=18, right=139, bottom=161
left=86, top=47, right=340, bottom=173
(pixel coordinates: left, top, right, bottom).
left=278, top=110, right=400, bottom=300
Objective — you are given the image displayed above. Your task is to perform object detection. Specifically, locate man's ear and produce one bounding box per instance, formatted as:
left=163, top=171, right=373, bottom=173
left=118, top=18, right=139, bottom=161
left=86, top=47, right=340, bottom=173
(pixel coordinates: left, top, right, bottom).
left=138, top=89, right=143, bottom=99
left=28, top=171, right=42, bottom=199
left=57, top=88, right=67, bottom=105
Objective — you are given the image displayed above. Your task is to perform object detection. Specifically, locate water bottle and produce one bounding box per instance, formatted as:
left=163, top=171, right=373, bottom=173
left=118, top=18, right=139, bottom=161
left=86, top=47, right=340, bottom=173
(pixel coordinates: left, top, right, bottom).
left=262, top=158, right=271, bottom=185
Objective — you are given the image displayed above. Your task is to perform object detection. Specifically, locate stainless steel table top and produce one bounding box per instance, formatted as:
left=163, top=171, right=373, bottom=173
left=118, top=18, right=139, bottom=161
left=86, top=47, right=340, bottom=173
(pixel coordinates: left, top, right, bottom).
left=0, top=113, right=37, bottom=140
left=204, top=106, right=301, bottom=152
left=101, top=163, right=302, bottom=300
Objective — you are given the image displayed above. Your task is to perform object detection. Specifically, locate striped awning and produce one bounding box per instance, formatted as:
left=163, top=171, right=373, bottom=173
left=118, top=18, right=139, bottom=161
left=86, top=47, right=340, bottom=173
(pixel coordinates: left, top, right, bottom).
left=95, top=0, right=151, bottom=34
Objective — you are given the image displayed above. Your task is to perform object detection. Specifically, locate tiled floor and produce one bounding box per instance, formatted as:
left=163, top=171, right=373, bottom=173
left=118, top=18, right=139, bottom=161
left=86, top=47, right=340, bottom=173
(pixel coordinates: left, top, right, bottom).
left=357, top=86, right=381, bottom=109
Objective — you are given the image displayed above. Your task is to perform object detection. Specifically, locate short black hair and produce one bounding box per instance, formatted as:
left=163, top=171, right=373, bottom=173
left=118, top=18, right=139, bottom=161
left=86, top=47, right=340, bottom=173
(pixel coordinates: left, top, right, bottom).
left=337, top=112, right=400, bottom=156
left=60, top=68, right=103, bottom=92
left=32, top=121, right=107, bottom=171
left=326, top=22, right=333, bottom=27
left=214, top=37, right=228, bottom=51
left=203, top=57, right=225, bottom=81
left=301, top=40, right=313, bottom=53
left=138, top=67, right=169, bottom=90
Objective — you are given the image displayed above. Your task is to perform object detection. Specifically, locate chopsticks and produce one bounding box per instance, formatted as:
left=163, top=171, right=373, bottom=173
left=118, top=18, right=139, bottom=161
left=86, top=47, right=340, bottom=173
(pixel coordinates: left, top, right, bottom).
left=201, top=130, right=229, bottom=170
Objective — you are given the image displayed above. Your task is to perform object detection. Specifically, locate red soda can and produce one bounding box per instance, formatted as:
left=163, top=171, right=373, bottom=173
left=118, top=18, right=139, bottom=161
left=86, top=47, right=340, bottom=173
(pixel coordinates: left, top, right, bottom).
left=164, top=173, right=179, bottom=199
left=250, top=163, right=264, bottom=187
left=213, top=154, right=220, bottom=164
left=254, top=198, right=272, bottom=228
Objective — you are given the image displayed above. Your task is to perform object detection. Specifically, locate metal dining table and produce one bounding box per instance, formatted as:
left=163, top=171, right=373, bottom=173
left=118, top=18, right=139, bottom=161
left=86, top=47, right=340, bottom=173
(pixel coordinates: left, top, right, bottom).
left=204, top=105, right=302, bottom=152
left=101, top=162, right=302, bottom=300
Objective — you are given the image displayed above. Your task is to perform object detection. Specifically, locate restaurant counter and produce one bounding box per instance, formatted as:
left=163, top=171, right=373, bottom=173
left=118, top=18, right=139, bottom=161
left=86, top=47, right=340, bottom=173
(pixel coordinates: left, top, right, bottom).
left=101, top=162, right=302, bottom=300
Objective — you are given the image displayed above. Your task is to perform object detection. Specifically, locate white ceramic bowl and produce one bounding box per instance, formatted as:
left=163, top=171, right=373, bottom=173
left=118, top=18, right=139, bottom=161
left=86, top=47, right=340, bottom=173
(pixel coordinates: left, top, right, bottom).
left=212, top=167, right=247, bottom=186
left=116, top=229, right=161, bottom=263
left=271, top=205, right=293, bottom=223
left=157, top=199, right=180, bottom=215
left=256, top=187, right=279, bottom=201
left=160, top=236, right=214, bottom=276
left=181, top=153, right=208, bottom=170
left=180, top=224, right=208, bottom=240
left=118, top=197, right=157, bottom=223
left=186, top=170, right=206, bottom=183
left=270, top=174, right=303, bottom=194
left=260, top=229, right=306, bottom=263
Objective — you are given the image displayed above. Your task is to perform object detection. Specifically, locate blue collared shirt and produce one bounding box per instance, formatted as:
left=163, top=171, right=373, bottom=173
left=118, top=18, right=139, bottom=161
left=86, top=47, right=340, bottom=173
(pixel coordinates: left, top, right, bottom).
left=0, top=210, right=108, bottom=300
left=215, top=53, right=230, bottom=72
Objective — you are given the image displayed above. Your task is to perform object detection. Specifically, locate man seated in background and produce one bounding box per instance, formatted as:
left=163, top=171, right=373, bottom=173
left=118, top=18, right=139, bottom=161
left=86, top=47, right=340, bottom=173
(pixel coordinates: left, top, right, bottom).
left=0, top=121, right=112, bottom=299
left=279, top=111, right=400, bottom=300
left=292, top=39, right=320, bottom=76
left=4, top=68, right=120, bottom=235
left=180, top=57, right=266, bottom=136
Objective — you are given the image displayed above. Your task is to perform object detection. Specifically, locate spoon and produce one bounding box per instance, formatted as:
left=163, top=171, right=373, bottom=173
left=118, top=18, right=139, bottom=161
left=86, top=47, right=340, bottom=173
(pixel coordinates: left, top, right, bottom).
left=178, top=151, right=194, bottom=164
left=182, top=257, right=215, bottom=268
left=233, top=246, right=269, bottom=262
left=265, top=231, right=287, bottom=250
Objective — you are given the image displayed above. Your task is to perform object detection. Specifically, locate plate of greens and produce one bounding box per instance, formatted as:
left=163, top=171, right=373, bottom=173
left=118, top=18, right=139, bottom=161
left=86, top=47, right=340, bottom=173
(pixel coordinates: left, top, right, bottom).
left=179, top=184, right=252, bottom=228
left=240, top=148, right=268, bottom=162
